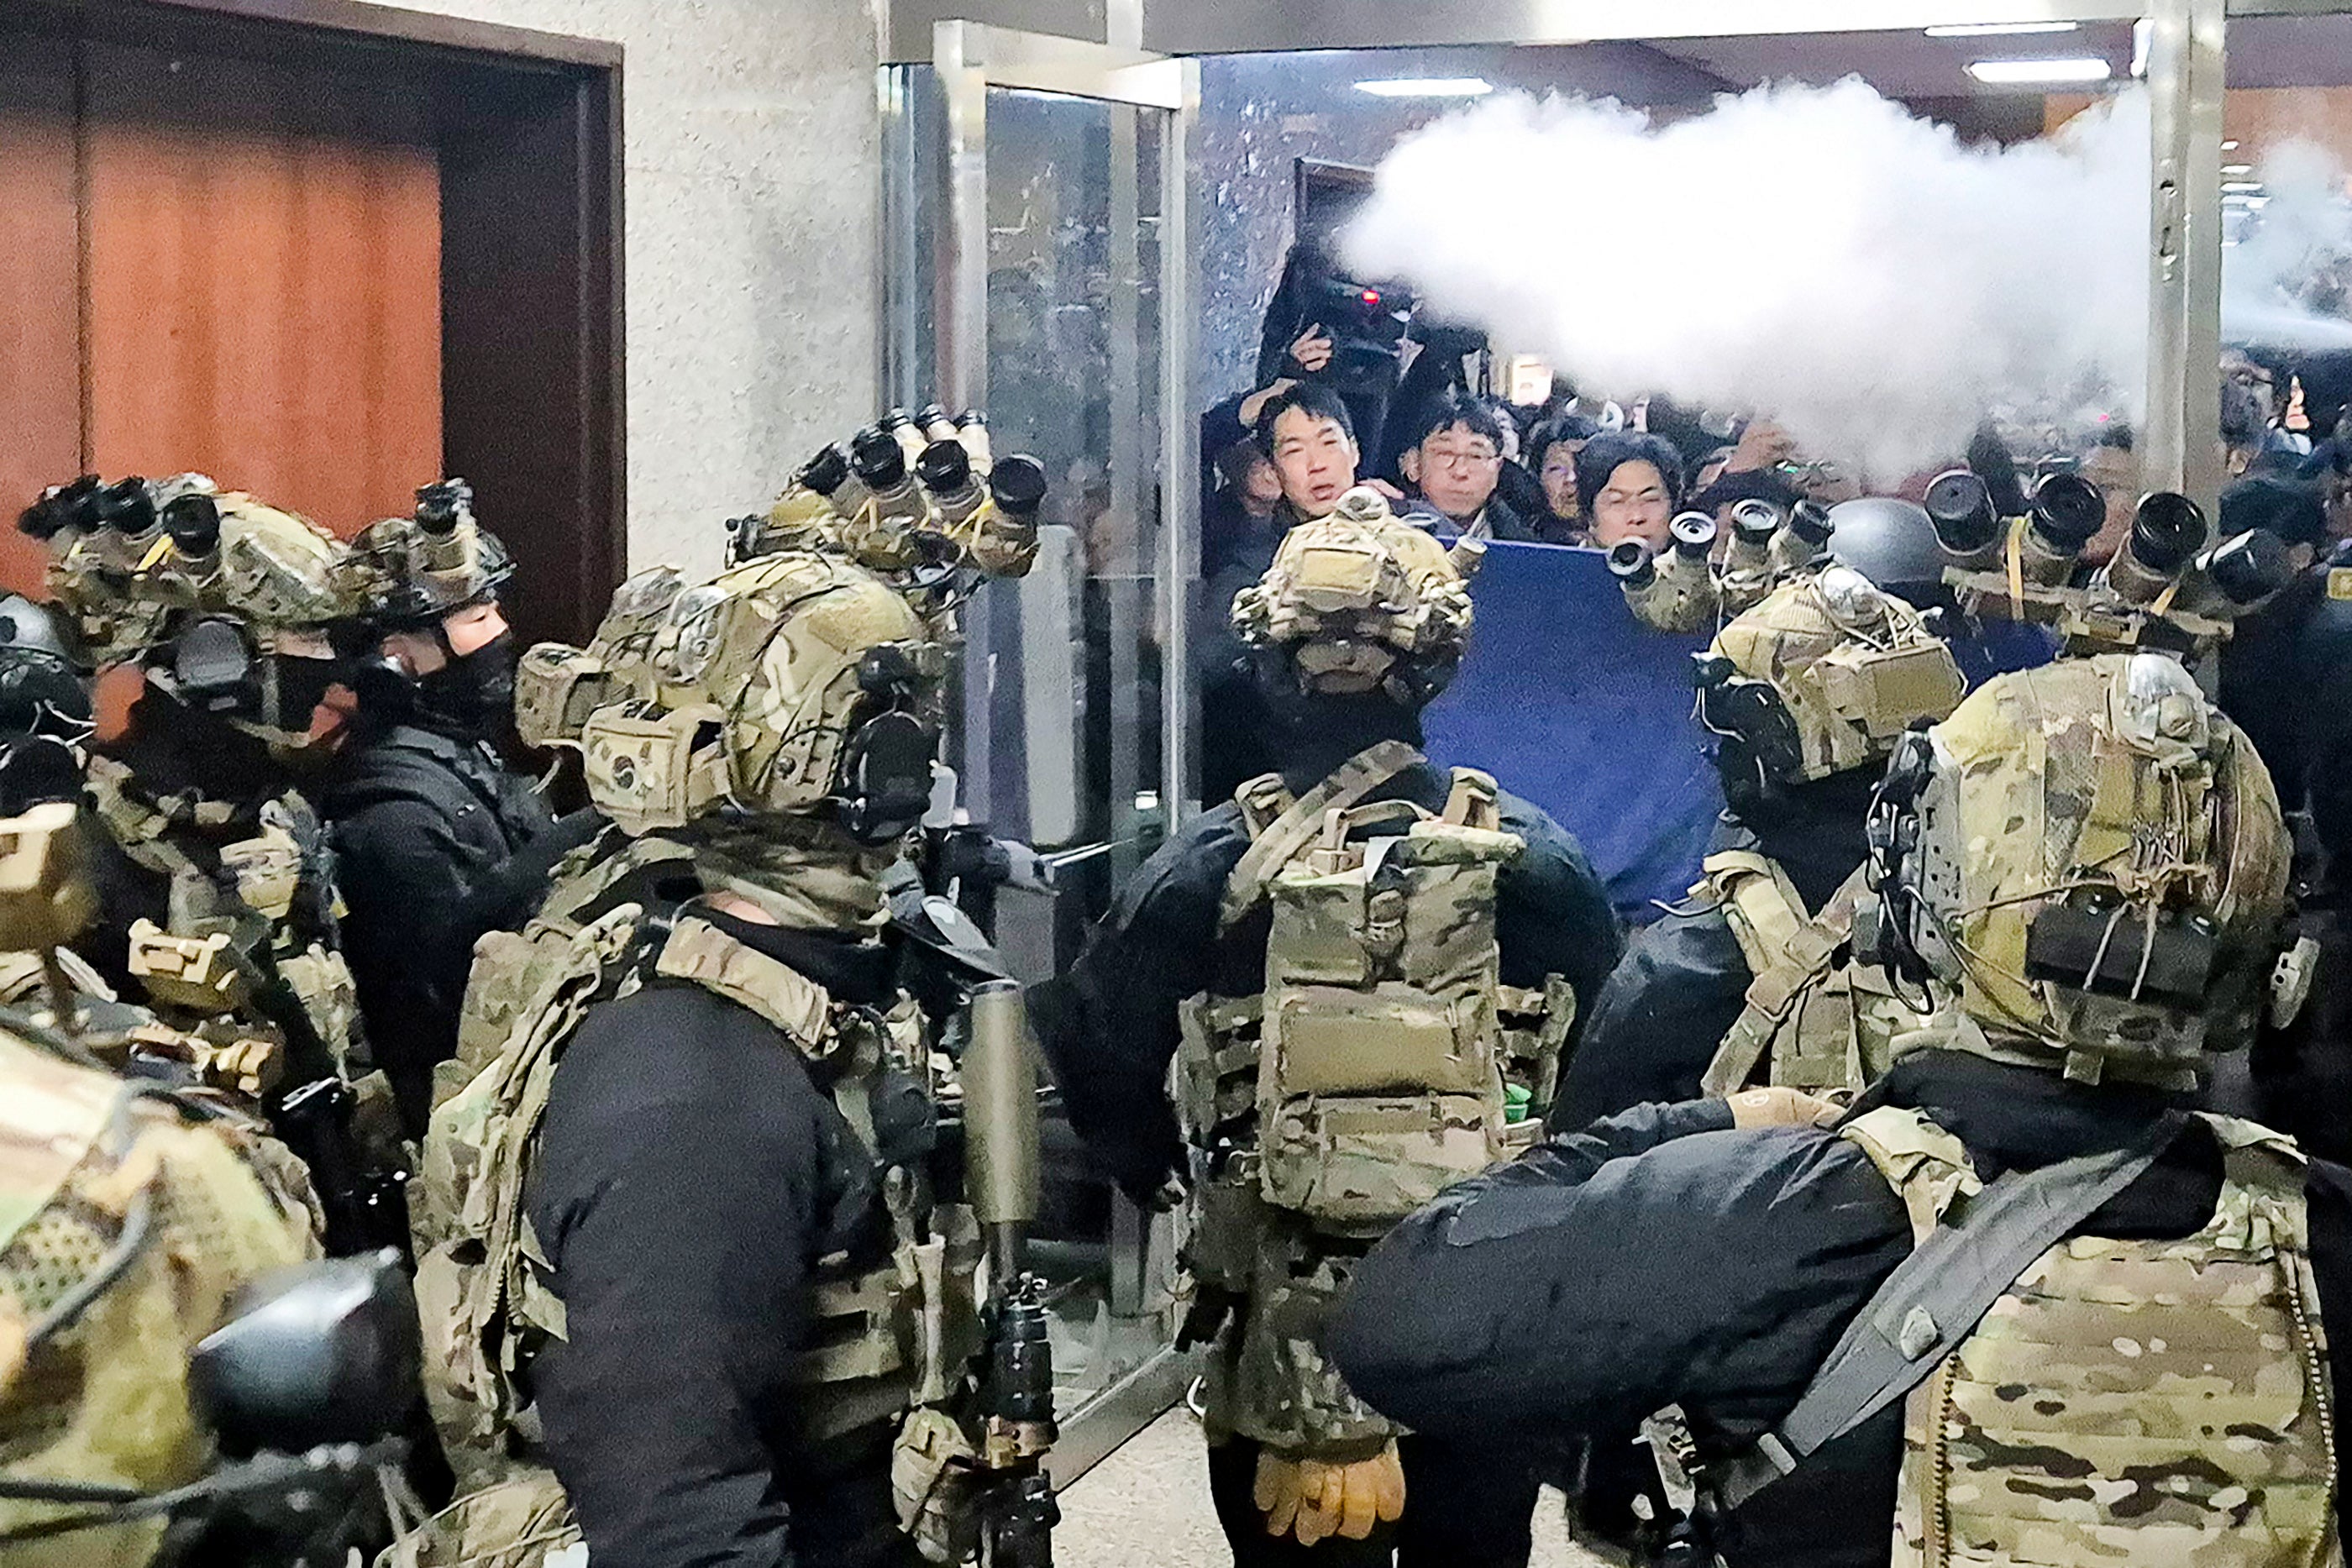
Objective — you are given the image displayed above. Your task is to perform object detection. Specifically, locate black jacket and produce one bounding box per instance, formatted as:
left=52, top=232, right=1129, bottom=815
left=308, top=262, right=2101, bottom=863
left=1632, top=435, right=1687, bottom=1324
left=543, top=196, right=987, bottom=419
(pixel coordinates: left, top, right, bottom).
left=528, top=908, right=920, bottom=1568
left=1557, top=791, right=1872, bottom=1130
left=1555, top=904, right=1750, bottom=1128
left=1330, top=1051, right=2352, bottom=1568
left=2221, top=564, right=2352, bottom=878
left=1036, top=757, right=1624, bottom=1201
left=321, top=721, right=555, bottom=1135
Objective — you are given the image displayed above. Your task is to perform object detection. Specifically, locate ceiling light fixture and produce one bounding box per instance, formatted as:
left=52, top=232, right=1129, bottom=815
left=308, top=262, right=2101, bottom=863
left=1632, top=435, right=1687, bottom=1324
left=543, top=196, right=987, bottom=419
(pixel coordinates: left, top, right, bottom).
left=2222, top=163, right=2254, bottom=176
left=2223, top=139, right=2240, bottom=150
left=2223, top=181, right=2266, bottom=193
left=2130, top=18, right=2152, bottom=78
left=1355, top=77, right=1494, bottom=98
left=1925, top=21, right=2080, bottom=36
left=1966, top=56, right=2113, bottom=84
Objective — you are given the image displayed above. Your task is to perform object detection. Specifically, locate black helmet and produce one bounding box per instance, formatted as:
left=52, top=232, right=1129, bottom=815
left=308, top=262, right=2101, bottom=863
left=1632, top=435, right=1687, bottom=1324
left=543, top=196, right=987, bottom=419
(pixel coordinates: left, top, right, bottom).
left=1827, top=497, right=1949, bottom=610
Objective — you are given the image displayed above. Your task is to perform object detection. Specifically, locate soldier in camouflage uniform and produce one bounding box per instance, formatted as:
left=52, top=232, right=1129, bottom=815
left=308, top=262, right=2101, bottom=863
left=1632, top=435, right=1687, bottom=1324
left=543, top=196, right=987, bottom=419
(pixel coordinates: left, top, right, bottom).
left=17, top=474, right=399, bottom=1254
left=0, top=777, right=325, bottom=1568
left=1037, top=487, right=1622, bottom=1566
left=1332, top=652, right=2350, bottom=1568
left=1558, top=564, right=1966, bottom=1126
left=393, top=542, right=990, bottom=1568
left=475, top=404, right=1042, bottom=1020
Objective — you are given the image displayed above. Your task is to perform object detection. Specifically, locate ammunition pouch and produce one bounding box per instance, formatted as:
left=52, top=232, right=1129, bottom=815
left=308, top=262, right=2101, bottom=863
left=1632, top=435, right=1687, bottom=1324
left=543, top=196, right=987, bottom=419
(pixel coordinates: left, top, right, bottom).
left=128, top=919, right=251, bottom=1014
left=891, top=1407, right=982, bottom=1565
left=278, top=941, right=365, bottom=1075
left=1497, top=973, right=1577, bottom=1137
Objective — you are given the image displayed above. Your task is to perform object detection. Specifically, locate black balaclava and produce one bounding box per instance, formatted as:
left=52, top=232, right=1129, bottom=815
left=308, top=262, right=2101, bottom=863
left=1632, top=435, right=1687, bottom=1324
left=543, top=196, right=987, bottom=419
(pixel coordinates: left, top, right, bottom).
left=412, top=625, right=518, bottom=737
left=1736, top=766, right=1879, bottom=913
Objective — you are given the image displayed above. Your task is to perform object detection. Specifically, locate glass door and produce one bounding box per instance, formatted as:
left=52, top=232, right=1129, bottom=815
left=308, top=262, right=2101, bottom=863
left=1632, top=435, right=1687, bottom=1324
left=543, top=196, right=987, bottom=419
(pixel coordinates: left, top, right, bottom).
left=882, top=23, right=1198, bottom=1478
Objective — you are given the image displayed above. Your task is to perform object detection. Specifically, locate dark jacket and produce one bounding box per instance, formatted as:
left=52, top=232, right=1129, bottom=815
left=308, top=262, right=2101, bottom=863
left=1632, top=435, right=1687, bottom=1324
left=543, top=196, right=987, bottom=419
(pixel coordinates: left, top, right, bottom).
left=1036, top=756, right=1624, bottom=1201
left=2220, top=560, right=2352, bottom=878
left=321, top=721, right=555, bottom=1135
left=1401, top=491, right=1530, bottom=543
left=528, top=909, right=919, bottom=1568
left=1330, top=1051, right=2352, bottom=1568
left=1557, top=789, right=1872, bottom=1130
left=1494, top=463, right=1551, bottom=535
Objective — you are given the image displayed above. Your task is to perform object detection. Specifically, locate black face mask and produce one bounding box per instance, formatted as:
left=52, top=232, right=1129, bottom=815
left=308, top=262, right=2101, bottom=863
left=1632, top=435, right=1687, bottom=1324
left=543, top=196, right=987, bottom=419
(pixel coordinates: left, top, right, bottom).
left=413, top=629, right=518, bottom=737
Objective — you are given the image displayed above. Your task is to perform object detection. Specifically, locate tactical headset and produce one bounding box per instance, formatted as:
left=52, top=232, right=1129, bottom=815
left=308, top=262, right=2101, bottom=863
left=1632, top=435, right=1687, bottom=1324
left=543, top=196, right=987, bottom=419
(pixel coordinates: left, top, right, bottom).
left=834, top=642, right=941, bottom=845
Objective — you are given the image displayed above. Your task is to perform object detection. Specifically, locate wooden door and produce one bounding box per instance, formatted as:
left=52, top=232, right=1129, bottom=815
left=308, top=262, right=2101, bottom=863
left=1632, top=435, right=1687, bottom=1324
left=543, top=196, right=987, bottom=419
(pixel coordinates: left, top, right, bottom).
left=81, top=39, right=444, bottom=537
left=0, top=31, right=83, bottom=595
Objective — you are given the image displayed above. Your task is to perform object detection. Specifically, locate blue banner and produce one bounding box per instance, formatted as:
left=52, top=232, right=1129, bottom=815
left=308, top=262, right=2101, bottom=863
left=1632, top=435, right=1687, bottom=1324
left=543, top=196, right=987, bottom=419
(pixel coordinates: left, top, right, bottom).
left=1421, top=543, right=2053, bottom=926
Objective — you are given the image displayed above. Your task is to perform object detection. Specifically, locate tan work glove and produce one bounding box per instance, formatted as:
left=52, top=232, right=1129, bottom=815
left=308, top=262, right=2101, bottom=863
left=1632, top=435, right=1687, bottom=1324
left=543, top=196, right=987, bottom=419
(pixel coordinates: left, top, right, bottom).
left=1253, top=1440, right=1407, bottom=1545
left=1726, top=1085, right=1843, bottom=1129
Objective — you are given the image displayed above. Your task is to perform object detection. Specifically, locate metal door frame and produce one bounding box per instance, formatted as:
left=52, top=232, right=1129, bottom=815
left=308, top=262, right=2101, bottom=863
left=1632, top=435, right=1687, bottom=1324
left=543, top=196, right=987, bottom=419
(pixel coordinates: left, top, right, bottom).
left=890, top=0, right=2261, bottom=514
left=900, top=21, right=1205, bottom=1481
left=928, top=21, right=1201, bottom=833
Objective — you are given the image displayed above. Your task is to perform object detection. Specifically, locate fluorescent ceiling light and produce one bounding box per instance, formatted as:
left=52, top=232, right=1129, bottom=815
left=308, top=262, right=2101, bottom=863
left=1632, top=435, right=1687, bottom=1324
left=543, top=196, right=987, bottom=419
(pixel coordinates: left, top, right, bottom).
left=2223, top=181, right=2265, bottom=192
left=2222, top=164, right=2254, bottom=176
left=1355, top=77, right=1494, bottom=98
left=1925, top=20, right=2079, bottom=36
left=2131, top=18, right=2151, bottom=78
left=2223, top=139, right=2240, bottom=149
left=1966, top=56, right=2113, bottom=84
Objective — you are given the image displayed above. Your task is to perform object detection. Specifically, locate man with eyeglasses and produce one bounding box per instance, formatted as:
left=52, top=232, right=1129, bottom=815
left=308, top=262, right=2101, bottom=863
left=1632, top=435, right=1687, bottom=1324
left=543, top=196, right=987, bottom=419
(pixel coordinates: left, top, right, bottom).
left=1397, top=389, right=1531, bottom=543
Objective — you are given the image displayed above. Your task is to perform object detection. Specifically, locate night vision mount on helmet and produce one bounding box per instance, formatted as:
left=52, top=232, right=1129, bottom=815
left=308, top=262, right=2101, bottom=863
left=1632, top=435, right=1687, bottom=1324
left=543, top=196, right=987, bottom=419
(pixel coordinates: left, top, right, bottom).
left=22, top=474, right=362, bottom=749
left=341, top=480, right=516, bottom=632
left=1924, top=467, right=2293, bottom=658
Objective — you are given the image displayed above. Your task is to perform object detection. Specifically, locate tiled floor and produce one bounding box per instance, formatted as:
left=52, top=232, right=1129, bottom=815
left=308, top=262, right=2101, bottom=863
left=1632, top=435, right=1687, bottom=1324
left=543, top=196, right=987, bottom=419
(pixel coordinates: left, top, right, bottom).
left=1055, top=1408, right=1615, bottom=1567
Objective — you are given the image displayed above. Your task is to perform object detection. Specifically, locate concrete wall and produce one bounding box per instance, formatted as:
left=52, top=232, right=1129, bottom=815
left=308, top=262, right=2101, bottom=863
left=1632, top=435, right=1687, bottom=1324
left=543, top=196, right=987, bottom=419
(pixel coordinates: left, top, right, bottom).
left=407, top=0, right=884, bottom=580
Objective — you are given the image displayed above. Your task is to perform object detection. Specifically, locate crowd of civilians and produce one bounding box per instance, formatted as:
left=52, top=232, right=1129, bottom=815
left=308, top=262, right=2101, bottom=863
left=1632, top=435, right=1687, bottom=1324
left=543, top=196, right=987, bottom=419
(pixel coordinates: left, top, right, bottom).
left=1192, top=319, right=2352, bottom=853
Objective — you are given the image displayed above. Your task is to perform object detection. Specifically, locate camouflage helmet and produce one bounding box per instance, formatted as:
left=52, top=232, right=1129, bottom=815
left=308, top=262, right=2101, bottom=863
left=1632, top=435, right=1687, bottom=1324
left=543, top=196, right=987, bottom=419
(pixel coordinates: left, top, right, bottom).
left=574, top=550, right=945, bottom=844
left=34, top=475, right=356, bottom=669
left=341, top=480, right=515, bottom=631
left=1229, top=486, right=1477, bottom=706
left=28, top=476, right=359, bottom=748
left=1866, top=653, right=2291, bottom=1087
left=1696, top=565, right=1966, bottom=805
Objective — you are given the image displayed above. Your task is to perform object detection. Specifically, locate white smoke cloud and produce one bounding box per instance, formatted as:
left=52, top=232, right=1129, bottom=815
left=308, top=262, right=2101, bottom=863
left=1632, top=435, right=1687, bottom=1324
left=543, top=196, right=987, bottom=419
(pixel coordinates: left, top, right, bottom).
left=1341, top=80, right=2155, bottom=480
left=2223, top=139, right=2352, bottom=354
